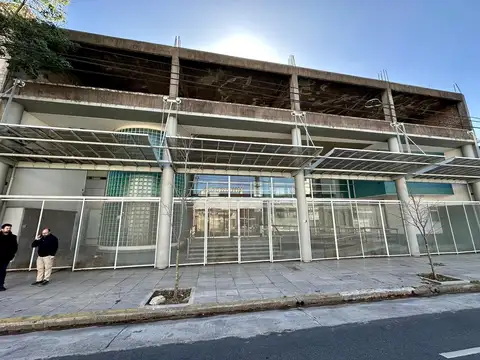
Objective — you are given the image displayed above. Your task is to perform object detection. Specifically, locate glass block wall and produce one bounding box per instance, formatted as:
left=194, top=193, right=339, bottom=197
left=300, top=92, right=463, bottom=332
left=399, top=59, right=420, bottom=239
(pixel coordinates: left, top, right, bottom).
left=98, top=127, right=186, bottom=248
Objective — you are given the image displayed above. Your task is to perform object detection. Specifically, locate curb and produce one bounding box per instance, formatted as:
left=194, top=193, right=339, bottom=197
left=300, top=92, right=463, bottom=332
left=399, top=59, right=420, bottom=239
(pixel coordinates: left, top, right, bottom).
left=1, top=283, right=479, bottom=335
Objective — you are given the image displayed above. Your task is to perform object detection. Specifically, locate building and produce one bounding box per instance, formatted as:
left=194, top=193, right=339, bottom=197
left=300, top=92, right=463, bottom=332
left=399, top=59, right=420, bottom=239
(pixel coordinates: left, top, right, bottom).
left=1, top=30, right=479, bottom=271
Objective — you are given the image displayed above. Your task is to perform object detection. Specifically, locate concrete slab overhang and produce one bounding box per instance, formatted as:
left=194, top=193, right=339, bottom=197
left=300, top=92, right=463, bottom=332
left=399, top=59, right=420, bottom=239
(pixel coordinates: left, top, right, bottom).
left=4, top=82, right=474, bottom=149
left=68, top=30, right=464, bottom=101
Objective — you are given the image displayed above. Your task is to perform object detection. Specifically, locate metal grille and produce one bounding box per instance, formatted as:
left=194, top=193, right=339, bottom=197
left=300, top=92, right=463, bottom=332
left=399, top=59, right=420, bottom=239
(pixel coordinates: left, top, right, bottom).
left=0, top=123, right=164, bottom=167
left=413, top=157, right=480, bottom=181
left=166, top=136, right=323, bottom=172
left=310, top=148, right=443, bottom=178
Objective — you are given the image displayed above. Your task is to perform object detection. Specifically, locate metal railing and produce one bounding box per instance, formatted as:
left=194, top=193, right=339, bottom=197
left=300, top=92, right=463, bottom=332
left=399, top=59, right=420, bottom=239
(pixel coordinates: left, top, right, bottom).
left=2, top=195, right=479, bottom=271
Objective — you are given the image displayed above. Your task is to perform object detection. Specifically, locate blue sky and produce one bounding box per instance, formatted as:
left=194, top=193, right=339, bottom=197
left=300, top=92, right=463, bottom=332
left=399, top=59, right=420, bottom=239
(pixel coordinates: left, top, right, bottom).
left=66, top=0, right=480, bottom=127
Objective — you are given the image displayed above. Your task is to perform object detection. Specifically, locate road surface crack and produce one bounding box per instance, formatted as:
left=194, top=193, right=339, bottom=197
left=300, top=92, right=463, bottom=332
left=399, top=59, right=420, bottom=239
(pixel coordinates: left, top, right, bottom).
left=105, top=325, right=128, bottom=349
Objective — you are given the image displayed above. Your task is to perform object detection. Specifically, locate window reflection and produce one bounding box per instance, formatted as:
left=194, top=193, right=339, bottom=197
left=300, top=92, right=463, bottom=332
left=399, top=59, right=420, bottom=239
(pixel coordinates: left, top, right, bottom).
left=189, top=175, right=354, bottom=199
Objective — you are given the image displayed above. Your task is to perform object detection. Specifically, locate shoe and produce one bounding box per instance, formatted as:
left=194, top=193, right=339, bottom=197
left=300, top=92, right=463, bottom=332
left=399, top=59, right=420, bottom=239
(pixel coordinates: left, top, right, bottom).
left=0, top=287, right=5, bottom=291
left=32, top=281, right=43, bottom=285
left=41, top=280, right=49, bottom=286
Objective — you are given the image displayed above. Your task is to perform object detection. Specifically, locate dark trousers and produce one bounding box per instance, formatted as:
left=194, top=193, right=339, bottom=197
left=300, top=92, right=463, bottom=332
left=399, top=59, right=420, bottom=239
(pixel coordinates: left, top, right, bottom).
left=0, top=262, right=8, bottom=288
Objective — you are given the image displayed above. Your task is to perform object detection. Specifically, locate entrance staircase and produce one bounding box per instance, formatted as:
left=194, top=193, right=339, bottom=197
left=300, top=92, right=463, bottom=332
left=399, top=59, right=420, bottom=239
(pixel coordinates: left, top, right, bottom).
left=187, top=237, right=281, bottom=263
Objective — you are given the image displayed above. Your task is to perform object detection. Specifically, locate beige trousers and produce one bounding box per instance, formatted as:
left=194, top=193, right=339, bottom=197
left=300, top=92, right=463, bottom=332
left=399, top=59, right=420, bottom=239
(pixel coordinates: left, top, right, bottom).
left=36, top=256, right=55, bottom=282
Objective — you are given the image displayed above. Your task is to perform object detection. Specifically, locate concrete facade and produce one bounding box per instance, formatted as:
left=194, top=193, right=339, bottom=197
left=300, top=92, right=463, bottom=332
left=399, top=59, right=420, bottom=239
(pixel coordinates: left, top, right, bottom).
left=0, top=30, right=479, bottom=270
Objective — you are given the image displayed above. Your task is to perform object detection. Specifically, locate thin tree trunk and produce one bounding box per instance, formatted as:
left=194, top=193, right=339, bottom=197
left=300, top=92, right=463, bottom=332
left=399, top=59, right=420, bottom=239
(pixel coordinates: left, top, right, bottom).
left=173, top=201, right=184, bottom=300
left=14, top=0, right=28, bottom=16
left=173, top=172, right=189, bottom=300
left=423, top=235, right=437, bottom=280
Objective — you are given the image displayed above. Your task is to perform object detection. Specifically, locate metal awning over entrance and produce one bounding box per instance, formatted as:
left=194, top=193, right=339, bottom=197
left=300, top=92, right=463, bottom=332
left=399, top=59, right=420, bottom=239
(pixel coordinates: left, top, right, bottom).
left=412, top=157, right=480, bottom=182
left=307, top=148, right=444, bottom=180
left=3, top=124, right=480, bottom=183
left=0, top=124, right=165, bottom=171
left=166, top=136, right=323, bottom=173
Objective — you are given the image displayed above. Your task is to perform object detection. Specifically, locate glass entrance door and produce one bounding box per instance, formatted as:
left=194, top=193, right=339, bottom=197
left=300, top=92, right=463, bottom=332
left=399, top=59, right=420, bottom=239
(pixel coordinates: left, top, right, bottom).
left=239, top=202, right=270, bottom=262
left=206, top=203, right=238, bottom=264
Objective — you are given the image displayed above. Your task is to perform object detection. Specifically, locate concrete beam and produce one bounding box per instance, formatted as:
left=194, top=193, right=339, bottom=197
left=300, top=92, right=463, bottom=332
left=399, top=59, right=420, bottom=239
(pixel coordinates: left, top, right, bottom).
left=68, top=30, right=174, bottom=58
left=8, top=82, right=474, bottom=147
left=388, top=83, right=463, bottom=101
left=290, top=74, right=301, bottom=112
left=67, top=30, right=462, bottom=101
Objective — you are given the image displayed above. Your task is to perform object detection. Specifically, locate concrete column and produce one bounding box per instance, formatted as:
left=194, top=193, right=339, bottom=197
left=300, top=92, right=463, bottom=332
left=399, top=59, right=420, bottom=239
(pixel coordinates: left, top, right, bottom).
left=388, top=136, right=420, bottom=256
left=292, top=127, right=312, bottom=262
left=382, top=89, right=397, bottom=123
left=155, top=51, right=180, bottom=269
left=0, top=102, right=23, bottom=223
left=0, top=59, right=8, bottom=93
left=289, top=73, right=312, bottom=261
left=382, top=91, right=420, bottom=256
left=461, top=144, right=480, bottom=201
left=0, top=102, right=23, bottom=191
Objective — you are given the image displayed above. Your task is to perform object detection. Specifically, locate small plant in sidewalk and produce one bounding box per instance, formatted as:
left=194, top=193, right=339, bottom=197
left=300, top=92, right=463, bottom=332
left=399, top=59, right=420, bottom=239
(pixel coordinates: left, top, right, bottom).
left=401, top=196, right=464, bottom=283
left=401, top=196, right=439, bottom=280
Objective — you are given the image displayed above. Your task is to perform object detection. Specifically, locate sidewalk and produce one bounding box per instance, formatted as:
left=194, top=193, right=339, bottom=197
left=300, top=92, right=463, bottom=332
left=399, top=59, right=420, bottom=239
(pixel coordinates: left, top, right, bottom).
left=1, top=255, right=479, bottom=320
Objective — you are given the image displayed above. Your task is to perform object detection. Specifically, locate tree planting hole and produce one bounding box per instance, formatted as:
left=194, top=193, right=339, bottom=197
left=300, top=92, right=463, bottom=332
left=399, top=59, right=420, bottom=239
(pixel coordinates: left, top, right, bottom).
left=148, top=288, right=192, bottom=305
left=418, top=273, right=461, bottom=282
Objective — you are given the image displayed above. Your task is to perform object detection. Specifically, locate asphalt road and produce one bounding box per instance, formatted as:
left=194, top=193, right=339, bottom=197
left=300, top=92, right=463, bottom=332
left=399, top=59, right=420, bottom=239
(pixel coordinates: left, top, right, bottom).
left=48, top=307, right=480, bottom=360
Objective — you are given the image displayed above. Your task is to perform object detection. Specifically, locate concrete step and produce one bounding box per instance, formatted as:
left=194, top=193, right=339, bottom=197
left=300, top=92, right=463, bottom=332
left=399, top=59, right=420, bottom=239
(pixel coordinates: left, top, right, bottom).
left=189, top=245, right=280, bottom=254
left=189, top=240, right=297, bottom=248
left=187, top=253, right=272, bottom=263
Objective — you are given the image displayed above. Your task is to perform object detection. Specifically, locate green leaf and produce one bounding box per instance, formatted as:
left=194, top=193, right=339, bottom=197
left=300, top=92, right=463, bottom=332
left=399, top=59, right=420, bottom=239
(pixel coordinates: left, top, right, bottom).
left=0, top=0, right=75, bottom=79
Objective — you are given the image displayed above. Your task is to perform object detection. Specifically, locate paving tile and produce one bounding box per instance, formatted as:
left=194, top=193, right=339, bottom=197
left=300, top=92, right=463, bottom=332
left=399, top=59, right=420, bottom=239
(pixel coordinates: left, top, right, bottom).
left=193, top=296, right=217, bottom=304
left=0, top=254, right=478, bottom=319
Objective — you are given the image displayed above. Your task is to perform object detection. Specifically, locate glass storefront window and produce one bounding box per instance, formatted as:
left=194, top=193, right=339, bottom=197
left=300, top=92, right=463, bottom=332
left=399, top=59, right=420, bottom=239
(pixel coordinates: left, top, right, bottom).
left=187, top=175, right=352, bottom=199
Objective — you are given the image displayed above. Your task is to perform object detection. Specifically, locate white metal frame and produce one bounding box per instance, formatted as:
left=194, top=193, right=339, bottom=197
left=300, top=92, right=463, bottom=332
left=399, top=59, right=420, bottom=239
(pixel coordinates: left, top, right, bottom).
left=0, top=123, right=168, bottom=170
left=28, top=200, right=45, bottom=271
left=4, top=195, right=480, bottom=272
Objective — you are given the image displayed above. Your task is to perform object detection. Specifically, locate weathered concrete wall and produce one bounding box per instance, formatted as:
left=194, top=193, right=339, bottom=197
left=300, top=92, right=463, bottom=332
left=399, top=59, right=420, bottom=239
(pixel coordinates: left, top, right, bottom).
left=389, top=83, right=462, bottom=100
left=68, top=30, right=174, bottom=58
left=181, top=98, right=292, bottom=122
left=66, top=30, right=463, bottom=101
left=15, top=81, right=166, bottom=108
left=418, top=105, right=470, bottom=130
left=403, top=123, right=472, bottom=141
left=0, top=58, right=8, bottom=93
left=10, top=81, right=473, bottom=142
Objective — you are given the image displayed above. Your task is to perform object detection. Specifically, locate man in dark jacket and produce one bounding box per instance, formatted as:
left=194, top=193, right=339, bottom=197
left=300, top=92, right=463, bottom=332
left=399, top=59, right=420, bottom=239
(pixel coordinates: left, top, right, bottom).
left=31, top=228, right=58, bottom=286
left=0, top=223, right=18, bottom=291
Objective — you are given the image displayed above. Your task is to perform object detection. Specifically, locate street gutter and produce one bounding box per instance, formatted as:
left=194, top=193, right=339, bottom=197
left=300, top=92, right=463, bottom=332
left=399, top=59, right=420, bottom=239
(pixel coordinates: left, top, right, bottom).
left=1, top=282, right=479, bottom=335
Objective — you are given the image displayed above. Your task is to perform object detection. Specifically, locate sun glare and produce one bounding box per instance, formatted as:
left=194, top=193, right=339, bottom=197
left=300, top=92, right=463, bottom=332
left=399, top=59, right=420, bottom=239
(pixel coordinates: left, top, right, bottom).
left=207, top=34, right=284, bottom=64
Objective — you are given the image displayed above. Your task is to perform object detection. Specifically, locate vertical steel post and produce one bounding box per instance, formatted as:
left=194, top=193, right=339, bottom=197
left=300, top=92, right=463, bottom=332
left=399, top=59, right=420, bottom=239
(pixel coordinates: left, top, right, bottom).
left=155, top=198, right=163, bottom=267
left=378, top=202, right=390, bottom=256
left=444, top=204, right=458, bottom=253
left=113, top=201, right=124, bottom=269
left=203, top=201, right=208, bottom=265
left=72, top=199, right=86, bottom=271
left=462, top=204, right=477, bottom=252
left=237, top=202, right=241, bottom=263
left=267, top=201, right=273, bottom=262
left=29, top=200, right=45, bottom=271
left=331, top=200, right=339, bottom=260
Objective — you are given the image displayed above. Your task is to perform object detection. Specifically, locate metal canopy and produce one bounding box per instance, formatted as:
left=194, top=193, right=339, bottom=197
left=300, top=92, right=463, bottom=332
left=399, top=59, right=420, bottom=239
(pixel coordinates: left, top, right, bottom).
left=412, top=157, right=480, bottom=181
left=308, top=148, right=444, bottom=178
left=166, top=136, right=323, bottom=172
left=0, top=123, right=165, bottom=168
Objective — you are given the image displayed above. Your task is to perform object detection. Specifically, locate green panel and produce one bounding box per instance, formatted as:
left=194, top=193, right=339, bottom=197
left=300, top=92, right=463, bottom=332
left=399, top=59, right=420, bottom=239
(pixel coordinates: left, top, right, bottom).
left=354, top=180, right=453, bottom=198
left=353, top=181, right=387, bottom=198
left=386, top=182, right=454, bottom=196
